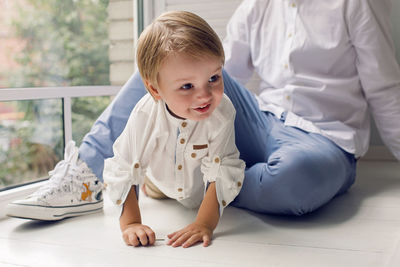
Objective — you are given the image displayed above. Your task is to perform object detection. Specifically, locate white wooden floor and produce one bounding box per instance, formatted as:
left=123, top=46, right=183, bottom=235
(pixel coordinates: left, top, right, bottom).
left=1, top=161, right=400, bottom=267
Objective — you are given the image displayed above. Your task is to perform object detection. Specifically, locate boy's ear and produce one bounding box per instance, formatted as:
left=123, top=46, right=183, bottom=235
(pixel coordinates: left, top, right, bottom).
left=144, top=80, right=162, bottom=100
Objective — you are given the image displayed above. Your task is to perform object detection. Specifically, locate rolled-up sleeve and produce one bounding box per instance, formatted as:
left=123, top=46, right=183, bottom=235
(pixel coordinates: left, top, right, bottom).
left=103, top=108, right=153, bottom=206
left=200, top=109, right=246, bottom=215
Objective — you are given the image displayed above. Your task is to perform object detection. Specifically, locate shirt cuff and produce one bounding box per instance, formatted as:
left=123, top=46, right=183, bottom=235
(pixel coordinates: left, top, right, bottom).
left=103, top=159, right=144, bottom=206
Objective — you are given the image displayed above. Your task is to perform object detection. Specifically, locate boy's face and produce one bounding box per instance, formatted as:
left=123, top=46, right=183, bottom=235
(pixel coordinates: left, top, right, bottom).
left=146, top=53, right=224, bottom=121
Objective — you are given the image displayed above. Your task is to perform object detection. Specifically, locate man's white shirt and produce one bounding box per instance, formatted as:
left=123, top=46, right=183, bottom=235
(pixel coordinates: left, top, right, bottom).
left=224, top=0, right=400, bottom=159
left=103, top=94, right=245, bottom=214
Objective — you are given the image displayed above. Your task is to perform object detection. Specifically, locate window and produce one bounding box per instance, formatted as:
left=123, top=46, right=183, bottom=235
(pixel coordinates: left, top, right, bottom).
left=0, top=0, right=114, bottom=191
left=0, top=93, right=116, bottom=191
left=0, top=99, right=63, bottom=189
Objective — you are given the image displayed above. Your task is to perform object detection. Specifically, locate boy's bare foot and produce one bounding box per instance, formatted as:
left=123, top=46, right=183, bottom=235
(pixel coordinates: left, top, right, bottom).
left=142, top=178, right=168, bottom=199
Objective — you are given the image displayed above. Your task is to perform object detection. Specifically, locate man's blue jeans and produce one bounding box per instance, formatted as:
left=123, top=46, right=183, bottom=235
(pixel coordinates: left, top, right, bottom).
left=79, top=70, right=356, bottom=215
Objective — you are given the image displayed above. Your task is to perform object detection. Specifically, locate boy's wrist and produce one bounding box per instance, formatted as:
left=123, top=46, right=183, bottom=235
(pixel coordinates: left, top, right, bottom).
left=120, top=220, right=142, bottom=231
left=119, top=207, right=142, bottom=230
left=194, top=218, right=217, bottom=232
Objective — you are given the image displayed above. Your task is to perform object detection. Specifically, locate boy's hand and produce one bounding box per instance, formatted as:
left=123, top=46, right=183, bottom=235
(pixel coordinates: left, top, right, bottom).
left=167, top=222, right=213, bottom=248
left=122, top=223, right=156, bottom=247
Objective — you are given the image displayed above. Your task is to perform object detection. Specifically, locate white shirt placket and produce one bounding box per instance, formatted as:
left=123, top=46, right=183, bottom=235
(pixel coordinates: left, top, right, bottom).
left=281, top=0, right=297, bottom=111
left=175, top=121, right=188, bottom=200
left=282, top=1, right=297, bottom=73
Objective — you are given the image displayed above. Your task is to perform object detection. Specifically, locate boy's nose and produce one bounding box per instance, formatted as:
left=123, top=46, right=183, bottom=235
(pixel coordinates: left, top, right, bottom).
left=197, top=84, right=212, bottom=99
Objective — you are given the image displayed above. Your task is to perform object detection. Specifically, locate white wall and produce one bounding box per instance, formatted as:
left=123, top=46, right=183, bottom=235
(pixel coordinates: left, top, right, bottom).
left=162, top=0, right=241, bottom=39
left=108, top=0, right=135, bottom=86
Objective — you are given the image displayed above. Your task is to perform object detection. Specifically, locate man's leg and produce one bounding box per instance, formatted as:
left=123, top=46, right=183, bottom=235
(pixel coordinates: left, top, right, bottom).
left=233, top=118, right=356, bottom=215
left=79, top=71, right=146, bottom=180
left=222, top=70, right=356, bottom=215
left=6, top=71, right=147, bottom=220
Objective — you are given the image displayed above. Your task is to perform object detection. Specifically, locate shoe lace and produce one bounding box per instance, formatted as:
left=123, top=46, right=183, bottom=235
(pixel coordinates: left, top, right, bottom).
left=32, top=141, right=81, bottom=198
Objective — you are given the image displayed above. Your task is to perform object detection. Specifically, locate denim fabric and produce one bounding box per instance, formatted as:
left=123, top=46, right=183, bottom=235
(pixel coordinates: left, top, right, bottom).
left=79, top=69, right=356, bottom=215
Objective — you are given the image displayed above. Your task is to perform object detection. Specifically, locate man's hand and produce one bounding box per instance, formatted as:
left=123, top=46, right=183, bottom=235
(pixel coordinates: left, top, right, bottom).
left=167, top=222, right=213, bottom=248
left=122, top=223, right=156, bottom=247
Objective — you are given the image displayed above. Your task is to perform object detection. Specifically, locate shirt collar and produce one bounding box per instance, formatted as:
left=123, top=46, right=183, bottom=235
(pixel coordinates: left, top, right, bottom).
left=164, top=102, right=185, bottom=128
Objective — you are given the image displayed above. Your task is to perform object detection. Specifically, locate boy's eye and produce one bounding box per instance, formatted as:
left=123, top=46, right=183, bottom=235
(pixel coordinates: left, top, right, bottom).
left=209, top=75, right=220, bottom=83
left=181, top=83, right=193, bottom=90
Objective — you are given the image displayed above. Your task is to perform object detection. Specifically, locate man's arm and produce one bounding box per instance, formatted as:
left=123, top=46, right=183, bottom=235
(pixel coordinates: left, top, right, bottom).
left=349, top=0, right=400, bottom=160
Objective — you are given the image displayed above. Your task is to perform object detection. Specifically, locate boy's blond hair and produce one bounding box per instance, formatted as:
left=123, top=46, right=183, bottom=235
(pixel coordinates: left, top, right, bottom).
left=136, top=11, right=225, bottom=91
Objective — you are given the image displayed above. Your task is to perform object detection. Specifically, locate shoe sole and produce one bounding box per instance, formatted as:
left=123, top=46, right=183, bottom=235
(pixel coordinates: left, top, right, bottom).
left=6, top=200, right=104, bottom=221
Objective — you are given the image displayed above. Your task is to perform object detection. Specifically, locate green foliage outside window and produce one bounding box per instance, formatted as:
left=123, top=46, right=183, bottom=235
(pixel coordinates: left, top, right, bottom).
left=8, top=0, right=110, bottom=88
left=0, top=0, right=112, bottom=188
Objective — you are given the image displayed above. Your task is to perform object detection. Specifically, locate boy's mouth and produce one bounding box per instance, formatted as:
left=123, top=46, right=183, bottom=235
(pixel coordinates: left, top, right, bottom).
left=194, top=103, right=211, bottom=113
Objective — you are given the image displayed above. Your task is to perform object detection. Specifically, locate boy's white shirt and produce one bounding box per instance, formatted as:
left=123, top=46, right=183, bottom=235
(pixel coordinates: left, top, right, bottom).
left=103, top=93, right=245, bottom=215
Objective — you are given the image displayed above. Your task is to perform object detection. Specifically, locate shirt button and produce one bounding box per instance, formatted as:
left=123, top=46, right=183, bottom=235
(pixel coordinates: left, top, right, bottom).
left=177, top=165, right=182, bottom=170
left=191, top=153, right=196, bottom=158
left=177, top=188, right=183, bottom=192
left=288, top=33, right=292, bottom=38
left=214, top=157, right=220, bottom=163
left=116, top=199, right=122, bottom=205
left=134, top=163, right=140, bottom=168
left=237, top=181, right=242, bottom=187
left=284, top=64, right=288, bottom=69
left=222, top=200, right=227, bottom=207
left=181, top=122, right=187, bottom=128
left=291, top=3, right=296, bottom=8
left=180, top=138, right=185, bottom=144
left=286, top=95, right=291, bottom=101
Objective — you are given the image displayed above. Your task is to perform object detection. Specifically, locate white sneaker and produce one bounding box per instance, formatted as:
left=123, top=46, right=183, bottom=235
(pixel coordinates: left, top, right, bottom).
left=6, top=141, right=103, bottom=220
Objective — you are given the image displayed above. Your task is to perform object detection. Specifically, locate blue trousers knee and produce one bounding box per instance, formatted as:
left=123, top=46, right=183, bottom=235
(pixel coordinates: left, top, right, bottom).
left=79, top=70, right=357, bottom=215
left=222, top=71, right=357, bottom=215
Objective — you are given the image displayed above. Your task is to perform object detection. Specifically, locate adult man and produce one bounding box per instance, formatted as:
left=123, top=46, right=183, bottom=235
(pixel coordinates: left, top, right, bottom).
left=7, top=0, right=400, bottom=220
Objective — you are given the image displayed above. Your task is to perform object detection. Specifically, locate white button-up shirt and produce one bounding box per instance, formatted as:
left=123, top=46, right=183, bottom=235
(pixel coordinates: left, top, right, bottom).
left=224, top=0, right=400, bottom=159
left=103, top=94, right=245, bottom=214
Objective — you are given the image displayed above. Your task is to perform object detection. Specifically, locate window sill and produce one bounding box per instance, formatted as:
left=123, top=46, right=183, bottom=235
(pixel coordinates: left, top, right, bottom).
left=0, top=181, right=47, bottom=220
